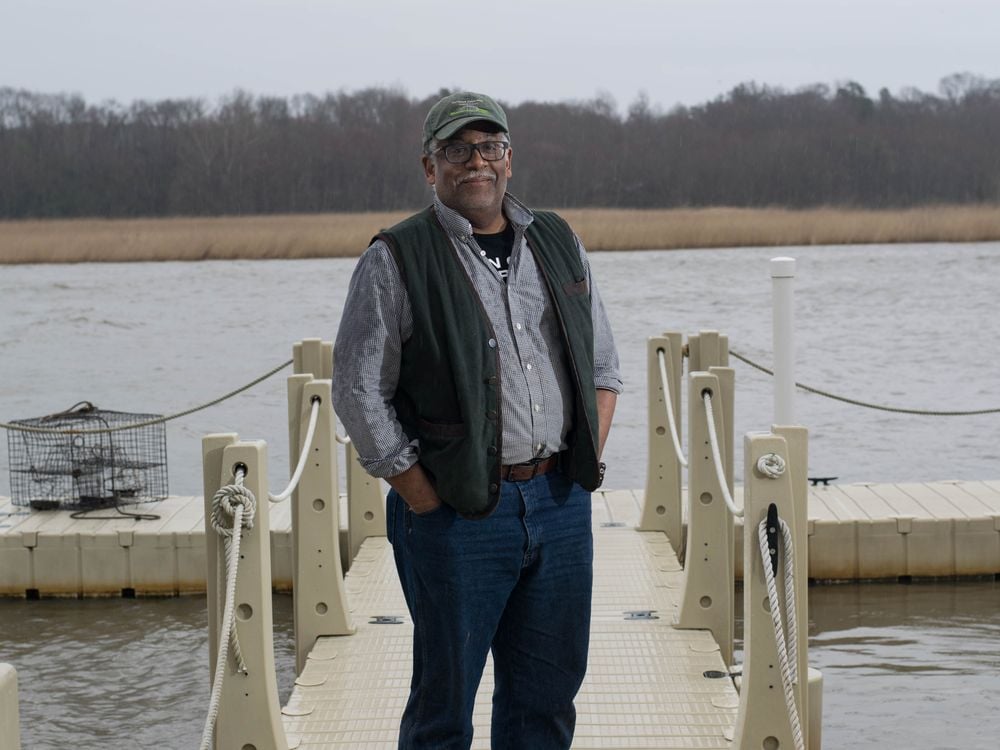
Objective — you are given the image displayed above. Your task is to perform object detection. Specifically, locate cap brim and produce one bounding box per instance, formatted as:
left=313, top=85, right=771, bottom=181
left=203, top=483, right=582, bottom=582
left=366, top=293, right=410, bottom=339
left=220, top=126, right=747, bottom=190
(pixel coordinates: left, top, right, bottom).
left=433, top=115, right=508, bottom=142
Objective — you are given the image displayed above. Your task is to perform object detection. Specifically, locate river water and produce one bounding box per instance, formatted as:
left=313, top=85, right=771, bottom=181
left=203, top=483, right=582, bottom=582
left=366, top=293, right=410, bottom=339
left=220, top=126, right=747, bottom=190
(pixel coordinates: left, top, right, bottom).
left=1, top=242, right=999, bottom=748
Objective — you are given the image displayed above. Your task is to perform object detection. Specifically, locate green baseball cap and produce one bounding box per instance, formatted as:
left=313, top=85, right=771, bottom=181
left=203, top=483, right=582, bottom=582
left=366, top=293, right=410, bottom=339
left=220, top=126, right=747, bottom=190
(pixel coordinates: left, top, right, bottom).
left=422, top=91, right=509, bottom=150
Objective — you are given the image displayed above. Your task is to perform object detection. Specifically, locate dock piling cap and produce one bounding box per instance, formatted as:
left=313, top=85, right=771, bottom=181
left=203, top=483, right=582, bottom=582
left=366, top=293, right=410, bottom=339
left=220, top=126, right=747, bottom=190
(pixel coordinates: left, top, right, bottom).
left=770, top=256, right=796, bottom=278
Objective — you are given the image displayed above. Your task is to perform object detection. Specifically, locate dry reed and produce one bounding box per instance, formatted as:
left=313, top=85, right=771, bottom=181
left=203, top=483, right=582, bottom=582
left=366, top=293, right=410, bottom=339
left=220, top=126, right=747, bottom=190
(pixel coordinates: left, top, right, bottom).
left=2, top=205, right=999, bottom=264
left=558, top=205, right=1000, bottom=251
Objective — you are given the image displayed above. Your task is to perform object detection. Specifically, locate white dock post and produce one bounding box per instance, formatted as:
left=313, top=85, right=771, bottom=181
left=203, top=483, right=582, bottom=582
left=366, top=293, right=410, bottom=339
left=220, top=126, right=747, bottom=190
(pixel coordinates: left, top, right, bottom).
left=674, top=370, right=735, bottom=665
left=294, top=337, right=385, bottom=572
left=0, top=664, right=20, bottom=750
left=202, top=437, right=287, bottom=750
left=293, top=337, right=333, bottom=381
left=289, top=339, right=356, bottom=675
left=639, top=332, right=684, bottom=553
left=771, top=257, right=797, bottom=425
left=687, top=329, right=729, bottom=373
left=733, top=429, right=811, bottom=749
left=686, top=329, right=733, bottom=571
left=292, top=378, right=355, bottom=675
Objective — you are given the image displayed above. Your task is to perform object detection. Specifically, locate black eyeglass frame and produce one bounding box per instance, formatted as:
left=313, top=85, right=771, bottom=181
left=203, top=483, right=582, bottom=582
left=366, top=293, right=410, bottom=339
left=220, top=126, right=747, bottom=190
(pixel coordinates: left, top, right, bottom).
left=434, top=140, right=510, bottom=164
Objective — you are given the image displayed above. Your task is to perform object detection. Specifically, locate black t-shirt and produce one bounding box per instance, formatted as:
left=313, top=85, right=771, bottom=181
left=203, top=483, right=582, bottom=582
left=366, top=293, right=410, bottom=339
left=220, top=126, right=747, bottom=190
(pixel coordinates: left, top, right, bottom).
left=474, top=223, right=516, bottom=281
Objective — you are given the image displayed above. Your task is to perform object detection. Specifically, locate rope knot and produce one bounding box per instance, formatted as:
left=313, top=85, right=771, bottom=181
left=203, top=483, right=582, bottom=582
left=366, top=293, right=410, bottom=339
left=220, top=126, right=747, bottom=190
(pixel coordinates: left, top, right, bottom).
left=211, top=484, right=257, bottom=537
left=756, top=452, right=787, bottom=479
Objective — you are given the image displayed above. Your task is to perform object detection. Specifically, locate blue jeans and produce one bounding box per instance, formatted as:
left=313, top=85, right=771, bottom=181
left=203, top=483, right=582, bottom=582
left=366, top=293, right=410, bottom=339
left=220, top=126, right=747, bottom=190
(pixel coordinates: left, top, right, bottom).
left=387, top=470, right=593, bottom=750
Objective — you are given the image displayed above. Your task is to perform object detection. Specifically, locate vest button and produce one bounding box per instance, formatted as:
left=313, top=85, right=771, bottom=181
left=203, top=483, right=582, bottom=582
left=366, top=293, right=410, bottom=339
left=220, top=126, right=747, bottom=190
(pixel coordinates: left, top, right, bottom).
left=488, top=338, right=497, bottom=348
left=484, top=375, right=498, bottom=385
left=489, top=483, right=499, bottom=494
left=486, top=409, right=497, bottom=420
left=487, top=445, right=497, bottom=455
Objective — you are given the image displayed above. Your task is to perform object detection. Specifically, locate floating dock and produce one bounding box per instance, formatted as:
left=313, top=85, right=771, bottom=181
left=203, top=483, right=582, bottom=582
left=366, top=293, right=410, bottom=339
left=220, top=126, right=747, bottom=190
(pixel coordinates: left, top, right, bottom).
left=1, top=480, right=998, bottom=597
left=281, top=491, right=739, bottom=749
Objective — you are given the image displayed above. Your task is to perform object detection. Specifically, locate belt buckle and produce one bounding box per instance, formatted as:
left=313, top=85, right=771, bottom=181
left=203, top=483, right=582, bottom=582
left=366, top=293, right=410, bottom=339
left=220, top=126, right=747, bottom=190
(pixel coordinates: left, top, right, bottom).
left=527, top=455, right=549, bottom=479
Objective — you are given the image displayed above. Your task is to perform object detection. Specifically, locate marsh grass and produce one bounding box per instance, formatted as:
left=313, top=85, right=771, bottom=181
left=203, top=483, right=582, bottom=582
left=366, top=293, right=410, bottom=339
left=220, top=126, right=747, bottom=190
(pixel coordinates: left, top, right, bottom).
left=558, top=205, right=1000, bottom=251
left=2, top=205, right=999, bottom=264
left=0, top=212, right=411, bottom=265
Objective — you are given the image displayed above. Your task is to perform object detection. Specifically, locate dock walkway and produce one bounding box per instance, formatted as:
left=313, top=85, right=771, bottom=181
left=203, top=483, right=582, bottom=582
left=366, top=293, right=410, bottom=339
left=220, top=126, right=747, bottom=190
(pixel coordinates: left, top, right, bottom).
left=280, top=490, right=738, bottom=749
left=2, top=480, right=999, bottom=596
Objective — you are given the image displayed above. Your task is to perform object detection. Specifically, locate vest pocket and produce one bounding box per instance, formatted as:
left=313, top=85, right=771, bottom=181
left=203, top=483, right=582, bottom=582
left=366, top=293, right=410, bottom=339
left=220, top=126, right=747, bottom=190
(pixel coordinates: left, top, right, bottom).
left=417, top=416, right=467, bottom=438
left=562, top=278, right=589, bottom=296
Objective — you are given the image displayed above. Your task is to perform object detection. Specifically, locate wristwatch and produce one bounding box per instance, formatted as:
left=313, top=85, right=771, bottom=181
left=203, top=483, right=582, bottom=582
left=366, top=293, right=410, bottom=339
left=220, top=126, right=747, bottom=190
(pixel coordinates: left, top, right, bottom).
left=596, top=461, right=607, bottom=488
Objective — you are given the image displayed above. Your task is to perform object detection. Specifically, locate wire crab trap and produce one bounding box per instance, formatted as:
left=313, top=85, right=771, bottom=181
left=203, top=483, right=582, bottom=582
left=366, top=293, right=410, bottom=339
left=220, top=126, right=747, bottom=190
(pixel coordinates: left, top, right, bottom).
left=7, top=401, right=168, bottom=510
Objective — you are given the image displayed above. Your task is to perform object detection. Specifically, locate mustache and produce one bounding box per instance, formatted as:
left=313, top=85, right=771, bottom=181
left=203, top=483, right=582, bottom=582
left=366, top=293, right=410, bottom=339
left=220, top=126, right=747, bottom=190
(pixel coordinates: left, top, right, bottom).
left=458, top=172, right=496, bottom=184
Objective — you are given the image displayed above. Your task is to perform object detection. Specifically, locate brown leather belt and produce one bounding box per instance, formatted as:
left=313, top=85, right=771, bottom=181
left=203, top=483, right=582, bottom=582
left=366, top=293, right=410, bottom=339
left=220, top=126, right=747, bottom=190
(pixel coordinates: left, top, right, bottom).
left=501, top=455, right=559, bottom=482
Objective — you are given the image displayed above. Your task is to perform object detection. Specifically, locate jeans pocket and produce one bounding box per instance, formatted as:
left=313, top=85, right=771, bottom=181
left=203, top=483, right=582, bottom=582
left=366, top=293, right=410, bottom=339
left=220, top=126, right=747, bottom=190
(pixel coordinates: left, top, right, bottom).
left=412, top=503, right=448, bottom=519
left=407, top=502, right=453, bottom=539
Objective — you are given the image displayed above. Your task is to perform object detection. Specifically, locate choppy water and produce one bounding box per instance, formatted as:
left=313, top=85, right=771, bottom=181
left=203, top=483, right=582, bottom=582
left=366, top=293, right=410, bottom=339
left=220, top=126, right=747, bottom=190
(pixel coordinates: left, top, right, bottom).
left=2, top=583, right=997, bottom=749
left=3, top=243, right=999, bottom=492
left=805, top=580, right=1000, bottom=750
left=1, top=242, right=999, bottom=748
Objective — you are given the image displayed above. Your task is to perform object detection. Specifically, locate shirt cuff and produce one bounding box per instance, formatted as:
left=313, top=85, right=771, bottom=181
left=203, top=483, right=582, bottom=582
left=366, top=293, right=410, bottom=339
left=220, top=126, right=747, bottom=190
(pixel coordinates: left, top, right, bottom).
left=595, top=376, right=624, bottom=395
left=358, top=439, right=420, bottom=479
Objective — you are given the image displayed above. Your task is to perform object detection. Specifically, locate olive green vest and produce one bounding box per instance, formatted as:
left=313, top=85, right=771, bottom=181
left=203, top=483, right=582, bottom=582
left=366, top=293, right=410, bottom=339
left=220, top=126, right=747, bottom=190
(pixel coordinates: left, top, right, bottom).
left=376, top=207, right=600, bottom=517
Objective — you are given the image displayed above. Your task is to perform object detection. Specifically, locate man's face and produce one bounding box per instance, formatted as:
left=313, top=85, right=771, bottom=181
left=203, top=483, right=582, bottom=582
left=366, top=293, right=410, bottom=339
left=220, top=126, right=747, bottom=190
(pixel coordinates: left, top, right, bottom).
left=422, top=126, right=512, bottom=225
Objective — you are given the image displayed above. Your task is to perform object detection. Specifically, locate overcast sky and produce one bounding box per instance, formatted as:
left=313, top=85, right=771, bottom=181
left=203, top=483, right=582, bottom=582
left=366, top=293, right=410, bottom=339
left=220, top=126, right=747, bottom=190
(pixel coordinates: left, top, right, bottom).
left=5, top=0, right=998, bottom=112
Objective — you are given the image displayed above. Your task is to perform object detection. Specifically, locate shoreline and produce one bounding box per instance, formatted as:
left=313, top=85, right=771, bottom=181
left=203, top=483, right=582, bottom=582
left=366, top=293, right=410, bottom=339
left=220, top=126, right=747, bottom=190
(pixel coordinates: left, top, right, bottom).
left=2, top=204, right=999, bottom=264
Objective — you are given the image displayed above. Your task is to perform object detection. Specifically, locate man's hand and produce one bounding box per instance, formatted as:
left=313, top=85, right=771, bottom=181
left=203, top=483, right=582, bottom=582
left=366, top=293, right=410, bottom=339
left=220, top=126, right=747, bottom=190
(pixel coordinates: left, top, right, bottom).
left=596, top=388, right=618, bottom=460
left=387, top=463, right=443, bottom=514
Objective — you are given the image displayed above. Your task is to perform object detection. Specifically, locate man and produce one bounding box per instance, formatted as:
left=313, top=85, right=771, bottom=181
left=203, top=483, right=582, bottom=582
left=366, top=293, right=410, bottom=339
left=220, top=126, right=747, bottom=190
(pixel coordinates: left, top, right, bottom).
left=332, top=91, right=622, bottom=750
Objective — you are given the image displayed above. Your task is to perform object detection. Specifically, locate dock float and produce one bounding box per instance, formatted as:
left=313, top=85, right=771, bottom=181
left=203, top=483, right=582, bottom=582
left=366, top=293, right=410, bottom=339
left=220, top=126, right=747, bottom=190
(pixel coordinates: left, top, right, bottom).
left=281, top=491, right=739, bottom=749
left=1, top=480, right=999, bottom=597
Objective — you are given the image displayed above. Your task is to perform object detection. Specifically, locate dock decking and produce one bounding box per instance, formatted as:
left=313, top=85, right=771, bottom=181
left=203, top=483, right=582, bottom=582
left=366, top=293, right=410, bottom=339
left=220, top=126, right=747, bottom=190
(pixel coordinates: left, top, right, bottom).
left=1, top=480, right=999, bottom=597
left=281, top=491, right=739, bottom=749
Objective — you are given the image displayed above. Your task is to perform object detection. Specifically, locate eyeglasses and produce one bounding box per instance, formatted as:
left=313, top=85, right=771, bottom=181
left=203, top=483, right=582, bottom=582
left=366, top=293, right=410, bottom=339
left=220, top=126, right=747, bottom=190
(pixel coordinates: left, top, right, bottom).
left=435, top=140, right=509, bottom=164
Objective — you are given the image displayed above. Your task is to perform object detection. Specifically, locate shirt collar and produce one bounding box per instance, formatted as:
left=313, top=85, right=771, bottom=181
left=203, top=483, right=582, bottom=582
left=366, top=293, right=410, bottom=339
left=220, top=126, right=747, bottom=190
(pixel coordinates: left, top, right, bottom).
left=432, top=192, right=533, bottom=239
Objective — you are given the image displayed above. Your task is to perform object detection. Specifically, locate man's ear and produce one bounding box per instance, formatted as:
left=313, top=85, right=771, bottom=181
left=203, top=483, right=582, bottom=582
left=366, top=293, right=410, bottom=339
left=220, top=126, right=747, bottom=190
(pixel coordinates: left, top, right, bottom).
left=422, top=155, right=436, bottom=186
left=504, top=146, right=512, bottom=178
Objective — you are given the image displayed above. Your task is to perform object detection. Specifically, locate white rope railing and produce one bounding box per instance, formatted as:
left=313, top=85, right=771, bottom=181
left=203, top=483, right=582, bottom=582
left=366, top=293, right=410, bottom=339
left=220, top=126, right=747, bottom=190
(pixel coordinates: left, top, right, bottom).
left=200, top=468, right=257, bottom=750
left=267, top=396, right=321, bottom=503
left=657, top=348, right=688, bottom=468
left=702, top=391, right=742, bottom=517
left=756, top=512, right=804, bottom=750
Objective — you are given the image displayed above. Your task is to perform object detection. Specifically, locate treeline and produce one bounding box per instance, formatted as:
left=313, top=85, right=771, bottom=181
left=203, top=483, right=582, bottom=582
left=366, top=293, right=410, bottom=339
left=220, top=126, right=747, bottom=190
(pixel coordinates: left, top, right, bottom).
left=1, top=73, right=999, bottom=219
